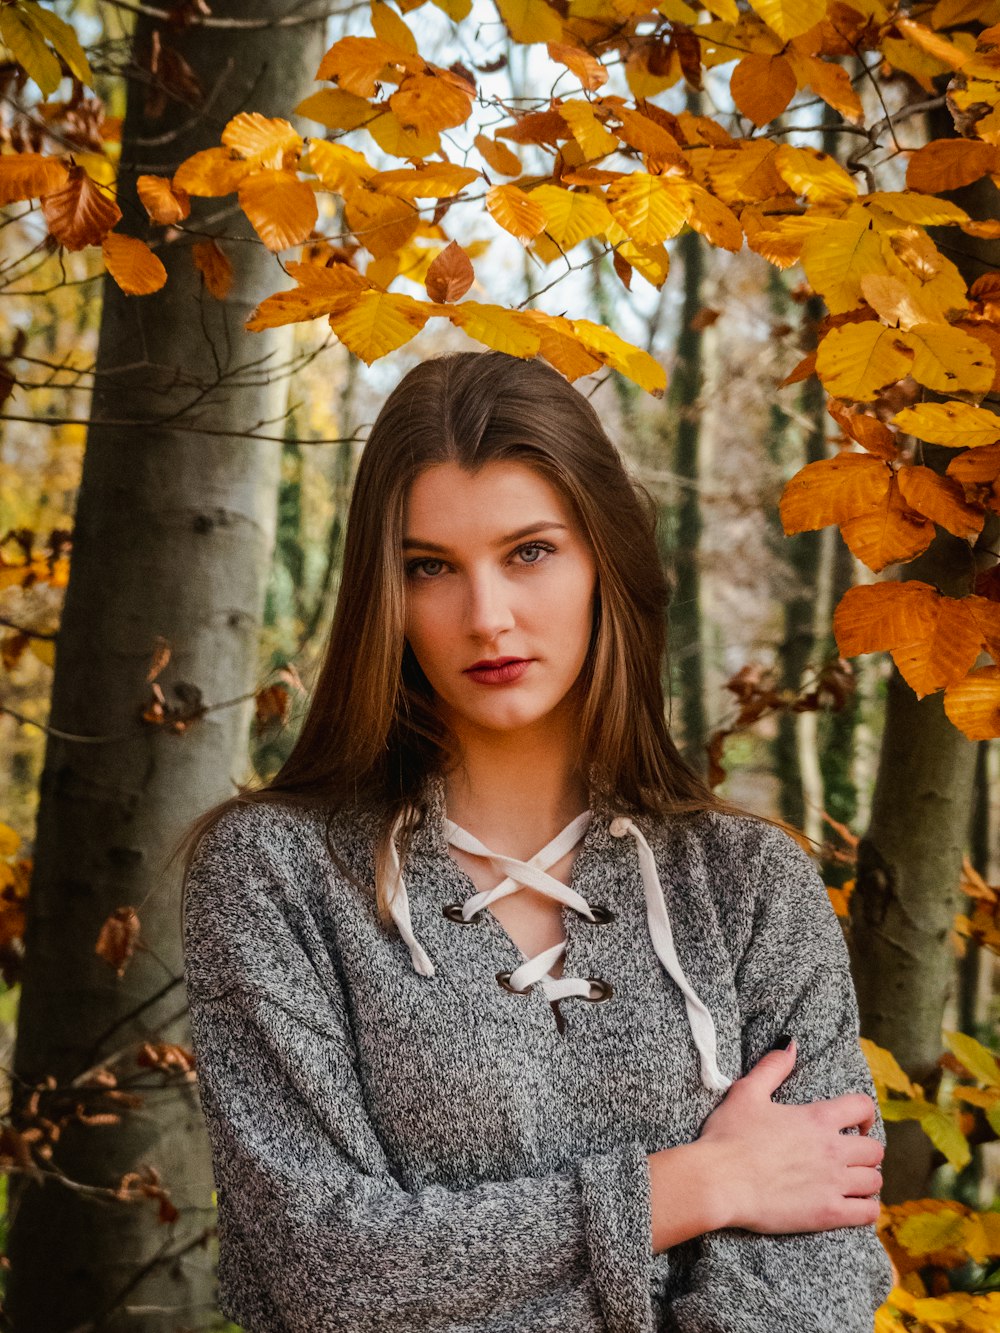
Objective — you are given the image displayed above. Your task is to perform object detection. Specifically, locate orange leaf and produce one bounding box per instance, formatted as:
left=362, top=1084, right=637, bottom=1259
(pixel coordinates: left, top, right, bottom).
left=546, top=42, right=608, bottom=91
left=780, top=454, right=892, bottom=533
left=173, top=148, right=251, bottom=197
left=238, top=170, right=317, bottom=252
left=424, top=240, right=474, bottom=302
left=246, top=261, right=370, bottom=331
left=485, top=183, right=547, bottom=242
left=221, top=112, right=302, bottom=167
left=0, top=151, right=69, bottom=205
left=390, top=72, right=472, bottom=134
left=192, top=239, right=233, bottom=299
left=944, top=666, right=1000, bottom=740
left=518, top=308, right=603, bottom=380
left=895, top=465, right=985, bottom=540
left=136, top=174, right=190, bottom=224
left=906, top=138, right=999, bottom=193
left=474, top=134, right=522, bottom=177
left=343, top=186, right=419, bottom=258
left=731, top=54, right=796, bottom=127
left=839, top=479, right=935, bottom=572
left=316, top=35, right=421, bottom=97
left=42, top=165, right=121, bottom=250
left=102, top=232, right=167, bottom=295
left=827, top=401, right=898, bottom=460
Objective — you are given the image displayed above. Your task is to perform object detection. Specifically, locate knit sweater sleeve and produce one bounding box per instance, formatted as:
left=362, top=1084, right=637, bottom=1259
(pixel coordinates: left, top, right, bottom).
left=666, top=822, right=896, bottom=1333
left=182, top=805, right=657, bottom=1333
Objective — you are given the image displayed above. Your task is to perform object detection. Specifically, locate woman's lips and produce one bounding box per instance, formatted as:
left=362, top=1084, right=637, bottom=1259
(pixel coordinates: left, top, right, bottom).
left=463, top=660, right=531, bottom=685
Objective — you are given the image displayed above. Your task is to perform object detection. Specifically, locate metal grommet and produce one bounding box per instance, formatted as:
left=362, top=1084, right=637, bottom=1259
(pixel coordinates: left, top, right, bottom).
left=443, top=903, right=484, bottom=924
left=584, top=904, right=616, bottom=925
left=496, top=970, right=534, bottom=995
left=585, top=977, right=614, bottom=1002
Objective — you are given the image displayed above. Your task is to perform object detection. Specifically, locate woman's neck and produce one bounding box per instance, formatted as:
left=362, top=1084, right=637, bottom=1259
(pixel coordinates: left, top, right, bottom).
left=442, top=718, right=589, bottom=860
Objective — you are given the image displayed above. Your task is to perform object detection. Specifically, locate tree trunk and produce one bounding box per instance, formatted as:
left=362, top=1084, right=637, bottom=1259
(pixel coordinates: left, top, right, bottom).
left=5, top=5, right=326, bottom=1330
left=849, top=109, right=1000, bottom=1201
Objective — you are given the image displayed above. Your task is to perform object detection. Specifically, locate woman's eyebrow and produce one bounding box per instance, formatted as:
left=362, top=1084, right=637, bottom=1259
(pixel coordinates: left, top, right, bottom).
left=402, top=521, right=568, bottom=553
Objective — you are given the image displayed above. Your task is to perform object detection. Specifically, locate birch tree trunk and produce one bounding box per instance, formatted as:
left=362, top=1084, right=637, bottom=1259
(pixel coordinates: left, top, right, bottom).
left=5, top=5, right=327, bottom=1329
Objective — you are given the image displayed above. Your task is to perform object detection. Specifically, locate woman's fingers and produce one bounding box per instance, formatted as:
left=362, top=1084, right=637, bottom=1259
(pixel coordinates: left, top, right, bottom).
left=842, top=1135, right=886, bottom=1169
left=841, top=1166, right=884, bottom=1197
left=817, top=1091, right=878, bottom=1135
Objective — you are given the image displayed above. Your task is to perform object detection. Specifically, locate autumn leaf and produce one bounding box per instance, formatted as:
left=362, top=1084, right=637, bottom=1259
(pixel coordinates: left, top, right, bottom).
left=246, top=261, right=370, bottom=330
left=485, top=183, right=547, bottom=242
left=495, top=0, right=564, bottom=45
left=327, top=289, right=431, bottom=363
left=0, top=152, right=69, bottom=205
left=238, top=170, right=318, bottom=252
left=731, top=54, right=796, bottom=127
left=42, top=165, right=121, bottom=250
left=944, top=666, right=1000, bottom=741
left=173, top=148, right=251, bottom=197
left=102, top=233, right=167, bottom=296
left=192, top=239, right=233, bottom=300
left=424, top=240, right=474, bottom=302
left=221, top=113, right=302, bottom=168
left=137, top=175, right=190, bottom=225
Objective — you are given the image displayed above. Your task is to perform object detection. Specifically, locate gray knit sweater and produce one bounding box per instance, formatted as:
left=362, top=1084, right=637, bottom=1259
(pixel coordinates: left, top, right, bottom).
left=181, top=773, right=895, bottom=1332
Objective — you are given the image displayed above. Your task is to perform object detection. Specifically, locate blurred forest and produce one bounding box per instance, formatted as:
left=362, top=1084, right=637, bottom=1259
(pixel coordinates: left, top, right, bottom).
left=1, top=0, right=1000, bottom=1328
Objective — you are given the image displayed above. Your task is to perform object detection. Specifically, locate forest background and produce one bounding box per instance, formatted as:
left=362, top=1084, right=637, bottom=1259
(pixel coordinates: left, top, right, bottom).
left=1, top=0, right=1000, bottom=1328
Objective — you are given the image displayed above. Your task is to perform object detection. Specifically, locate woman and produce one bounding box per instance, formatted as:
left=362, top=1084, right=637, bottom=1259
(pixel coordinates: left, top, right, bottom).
left=179, top=349, right=894, bottom=1332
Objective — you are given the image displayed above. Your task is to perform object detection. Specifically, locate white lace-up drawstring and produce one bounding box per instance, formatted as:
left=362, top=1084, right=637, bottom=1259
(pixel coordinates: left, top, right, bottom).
left=385, top=805, right=733, bottom=1092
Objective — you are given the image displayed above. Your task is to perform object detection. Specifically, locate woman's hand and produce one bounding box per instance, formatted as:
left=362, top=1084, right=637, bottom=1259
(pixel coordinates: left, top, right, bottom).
left=696, top=1040, right=885, bottom=1236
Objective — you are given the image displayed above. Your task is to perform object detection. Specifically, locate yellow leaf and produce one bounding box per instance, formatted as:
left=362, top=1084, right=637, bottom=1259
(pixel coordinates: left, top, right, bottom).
left=571, top=317, right=666, bottom=395
left=448, top=301, right=542, bottom=356
left=798, top=206, right=886, bottom=314
left=238, top=170, right=318, bottom=252
left=533, top=183, right=612, bottom=249
left=0, top=7, right=62, bottom=96
left=859, top=274, right=944, bottom=331
left=22, top=3, right=93, bottom=86
left=328, top=289, right=431, bottom=364
left=365, top=107, right=441, bottom=159
left=221, top=113, right=302, bottom=168
left=102, top=232, right=167, bottom=295
left=295, top=88, right=373, bottom=131
left=864, top=191, right=969, bottom=229
left=902, top=323, right=996, bottom=396
left=773, top=143, right=858, bottom=206
left=944, top=1030, right=1000, bottom=1087
left=486, top=183, right=547, bottom=242
left=816, top=321, right=915, bottom=400
left=897, top=1206, right=970, bottom=1257
left=367, top=163, right=481, bottom=198
left=746, top=0, right=827, bottom=40
left=860, top=1038, right=921, bottom=1097
left=557, top=100, right=618, bottom=159
left=370, top=0, right=418, bottom=56
left=0, top=823, right=21, bottom=856
left=305, top=139, right=374, bottom=195
left=495, top=0, right=564, bottom=44
left=893, top=401, right=1000, bottom=449
left=604, top=173, right=689, bottom=247
left=0, top=151, right=69, bottom=205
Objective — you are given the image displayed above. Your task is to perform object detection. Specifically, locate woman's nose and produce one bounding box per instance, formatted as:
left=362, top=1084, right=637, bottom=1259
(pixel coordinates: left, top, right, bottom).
left=465, top=570, right=515, bottom=641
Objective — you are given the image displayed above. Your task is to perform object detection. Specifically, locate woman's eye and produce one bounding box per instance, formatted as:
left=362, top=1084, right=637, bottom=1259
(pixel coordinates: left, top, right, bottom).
left=515, top=542, right=554, bottom=565
left=406, top=559, right=445, bottom=579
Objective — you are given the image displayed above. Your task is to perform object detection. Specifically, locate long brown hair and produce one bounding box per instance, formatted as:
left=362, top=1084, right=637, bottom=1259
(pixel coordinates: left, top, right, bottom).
left=173, top=350, right=784, bottom=936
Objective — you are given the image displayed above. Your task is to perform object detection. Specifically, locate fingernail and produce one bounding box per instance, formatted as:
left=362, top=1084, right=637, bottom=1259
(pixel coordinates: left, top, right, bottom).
left=768, top=1032, right=793, bottom=1051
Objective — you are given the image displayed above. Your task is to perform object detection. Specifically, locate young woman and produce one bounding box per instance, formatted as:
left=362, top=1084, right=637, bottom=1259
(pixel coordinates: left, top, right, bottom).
left=179, top=349, right=894, bottom=1332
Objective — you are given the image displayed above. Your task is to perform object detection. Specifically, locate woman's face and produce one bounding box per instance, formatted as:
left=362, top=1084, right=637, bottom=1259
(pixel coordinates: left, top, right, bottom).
left=402, top=460, right=598, bottom=740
